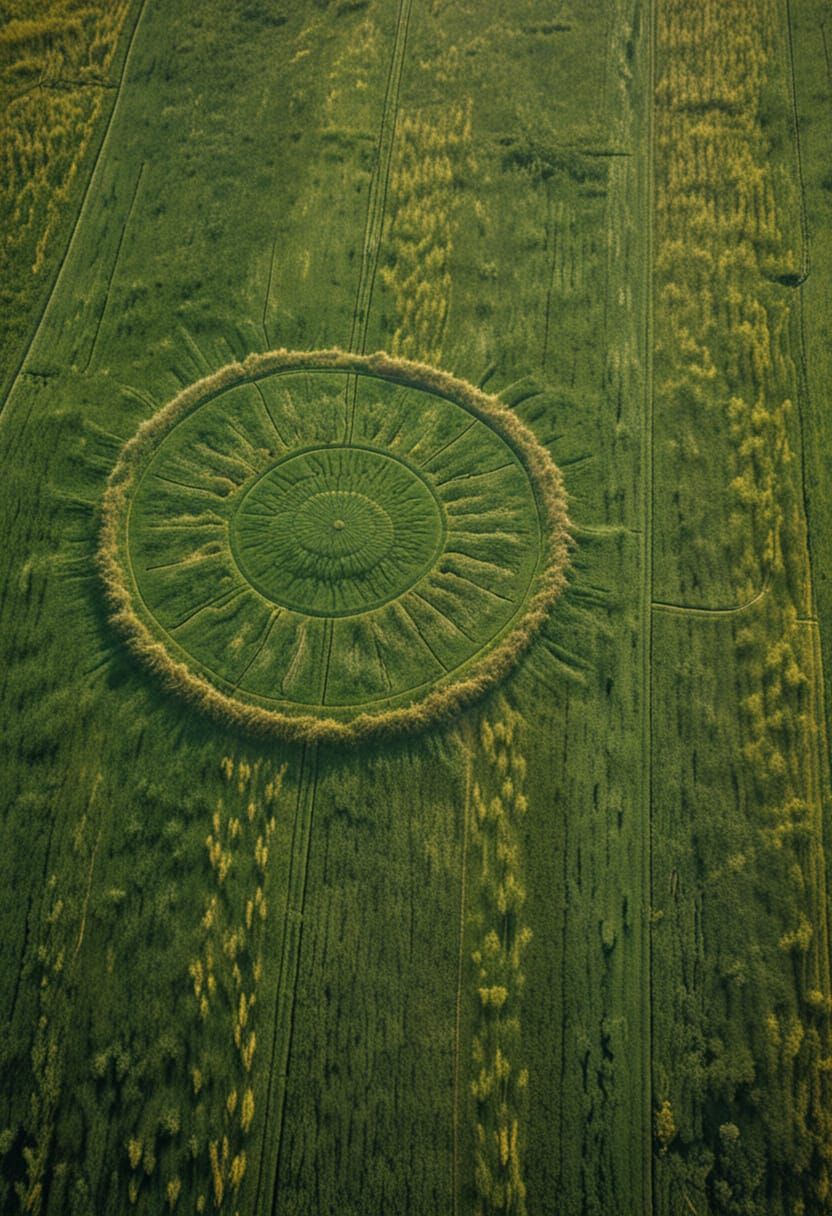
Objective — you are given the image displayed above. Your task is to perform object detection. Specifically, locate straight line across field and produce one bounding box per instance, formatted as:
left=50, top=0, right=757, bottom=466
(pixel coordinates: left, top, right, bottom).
left=795, top=301, right=832, bottom=1000
left=343, top=0, right=413, bottom=444
left=451, top=732, right=473, bottom=1216
left=83, top=159, right=147, bottom=374
left=254, top=744, right=319, bottom=1214
left=256, top=8, right=413, bottom=1199
left=641, top=0, right=656, bottom=1209
left=782, top=4, right=832, bottom=1017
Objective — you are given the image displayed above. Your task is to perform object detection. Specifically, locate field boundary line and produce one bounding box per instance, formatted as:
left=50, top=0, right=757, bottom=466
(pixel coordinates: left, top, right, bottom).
left=788, top=9, right=832, bottom=982
left=263, top=233, right=279, bottom=348
left=542, top=187, right=555, bottom=373
left=641, top=0, right=657, bottom=1208
left=71, top=825, right=102, bottom=967
left=51, top=770, right=102, bottom=977
left=803, top=616, right=832, bottom=999
left=792, top=274, right=820, bottom=625
left=320, top=618, right=335, bottom=703
left=790, top=150, right=832, bottom=998
left=343, top=0, right=413, bottom=442
left=254, top=744, right=320, bottom=1214
left=787, top=295, right=832, bottom=1004
left=791, top=1, right=832, bottom=1026
left=781, top=0, right=810, bottom=287
left=556, top=685, right=571, bottom=1190
left=451, top=732, right=473, bottom=1216
left=0, top=0, right=149, bottom=423
left=268, top=745, right=319, bottom=1216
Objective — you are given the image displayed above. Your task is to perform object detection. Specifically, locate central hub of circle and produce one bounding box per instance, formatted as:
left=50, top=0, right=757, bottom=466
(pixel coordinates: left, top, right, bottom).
left=289, top=488, right=395, bottom=569
left=230, top=445, right=445, bottom=617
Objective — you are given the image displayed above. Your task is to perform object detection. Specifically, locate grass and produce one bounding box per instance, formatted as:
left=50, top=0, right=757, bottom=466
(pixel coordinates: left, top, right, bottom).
left=1, top=0, right=831, bottom=1213
left=651, top=1, right=832, bottom=1212
left=466, top=706, right=533, bottom=1215
left=0, top=0, right=133, bottom=402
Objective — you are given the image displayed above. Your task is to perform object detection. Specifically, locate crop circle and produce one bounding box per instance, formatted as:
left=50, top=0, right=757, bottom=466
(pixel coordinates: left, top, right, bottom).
left=99, top=349, right=571, bottom=743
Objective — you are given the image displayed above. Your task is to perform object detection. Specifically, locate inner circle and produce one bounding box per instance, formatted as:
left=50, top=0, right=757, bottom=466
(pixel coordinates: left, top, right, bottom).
left=229, top=445, right=445, bottom=617
left=292, top=489, right=394, bottom=565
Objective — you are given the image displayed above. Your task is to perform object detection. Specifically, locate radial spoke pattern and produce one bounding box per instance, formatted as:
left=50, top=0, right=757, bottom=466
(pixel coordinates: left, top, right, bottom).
left=103, top=352, right=569, bottom=738
left=230, top=446, right=442, bottom=616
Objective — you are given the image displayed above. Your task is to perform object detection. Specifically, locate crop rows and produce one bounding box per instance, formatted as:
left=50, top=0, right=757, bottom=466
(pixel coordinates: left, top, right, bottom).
left=651, top=1, right=832, bottom=1211
left=1, top=0, right=831, bottom=1213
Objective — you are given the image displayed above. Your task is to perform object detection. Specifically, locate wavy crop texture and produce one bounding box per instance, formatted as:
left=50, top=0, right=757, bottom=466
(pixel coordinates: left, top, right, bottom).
left=98, top=349, right=571, bottom=744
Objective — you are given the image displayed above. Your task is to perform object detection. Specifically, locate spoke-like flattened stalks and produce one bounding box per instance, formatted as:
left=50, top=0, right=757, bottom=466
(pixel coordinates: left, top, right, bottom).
left=98, top=349, right=572, bottom=744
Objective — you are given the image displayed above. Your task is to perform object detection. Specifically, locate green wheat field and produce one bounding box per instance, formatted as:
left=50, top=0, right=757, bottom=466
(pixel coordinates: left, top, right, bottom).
left=1, top=1, right=832, bottom=1213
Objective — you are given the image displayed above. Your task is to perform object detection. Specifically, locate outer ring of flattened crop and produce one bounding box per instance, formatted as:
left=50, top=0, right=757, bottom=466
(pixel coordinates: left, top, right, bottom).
left=98, top=348, right=572, bottom=745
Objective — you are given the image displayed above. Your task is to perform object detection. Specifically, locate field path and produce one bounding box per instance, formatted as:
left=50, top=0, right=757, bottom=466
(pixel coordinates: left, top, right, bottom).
left=343, top=0, right=413, bottom=441
left=652, top=576, right=770, bottom=618
left=451, top=732, right=473, bottom=1216
left=83, top=160, right=147, bottom=373
left=319, top=0, right=412, bottom=702
left=641, top=0, right=657, bottom=1207
left=803, top=616, right=832, bottom=998
left=785, top=9, right=832, bottom=1000
left=262, top=233, right=279, bottom=348
left=782, top=0, right=810, bottom=286
left=254, top=743, right=320, bottom=1215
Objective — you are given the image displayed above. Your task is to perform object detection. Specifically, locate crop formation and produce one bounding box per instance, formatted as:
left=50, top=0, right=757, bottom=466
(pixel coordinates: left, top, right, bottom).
left=100, top=348, right=569, bottom=741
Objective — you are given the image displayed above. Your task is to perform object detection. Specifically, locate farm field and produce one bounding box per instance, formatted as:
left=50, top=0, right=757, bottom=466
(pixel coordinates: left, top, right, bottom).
left=0, top=1, right=831, bottom=1214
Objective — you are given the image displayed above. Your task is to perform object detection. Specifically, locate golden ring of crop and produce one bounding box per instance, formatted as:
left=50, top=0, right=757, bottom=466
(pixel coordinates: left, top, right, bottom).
left=98, top=349, right=571, bottom=743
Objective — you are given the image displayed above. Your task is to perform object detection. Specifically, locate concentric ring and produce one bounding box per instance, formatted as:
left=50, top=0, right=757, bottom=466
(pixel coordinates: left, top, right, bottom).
left=229, top=445, right=444, bottom=616
left=99, top=349, right=571, bottom=743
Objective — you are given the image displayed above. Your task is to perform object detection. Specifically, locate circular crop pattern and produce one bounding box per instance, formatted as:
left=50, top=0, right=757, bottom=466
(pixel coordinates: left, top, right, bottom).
left=230, top=446, right=443, bottom=615
left=99, top=350, right=570, bottom=743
